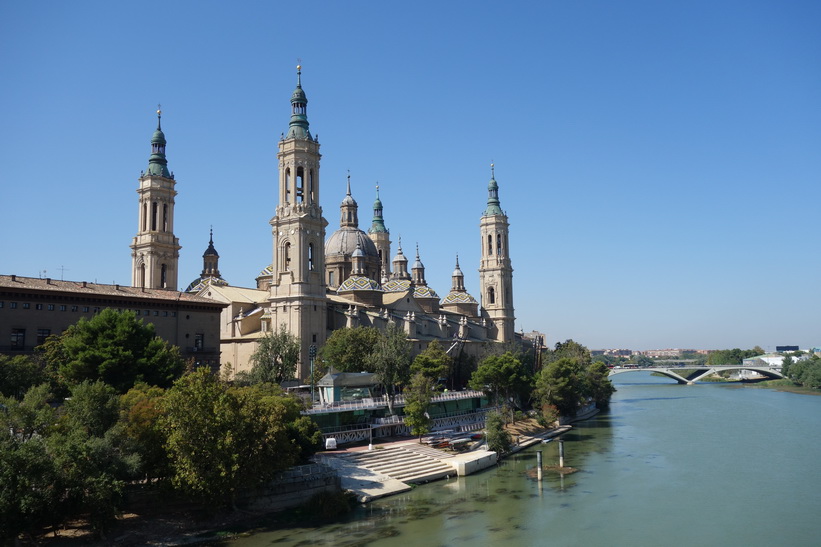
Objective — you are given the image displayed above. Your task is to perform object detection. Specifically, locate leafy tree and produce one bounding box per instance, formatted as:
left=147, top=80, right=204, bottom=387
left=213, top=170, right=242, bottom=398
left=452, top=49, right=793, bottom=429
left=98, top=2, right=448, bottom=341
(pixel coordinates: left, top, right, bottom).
left=534, top=357, right=584, bottom=417
left=318, top=326, right=381, bottom=373
left=0, top=435, right=57, bottom=542
left=584, top=361, right=616, bottom=409
left=43, top=308, right=184, bottom=393
left=0, top=383, right=54, bottom=440
left=161, top=369, right=313, bottom=508
left=484, top=410, right=512, bottom=455
left=48, top=381, right=140, bottom=537
left=545, top=339, right=592, bottom=367
left=403, top=372, right=434, bottom=440
left=120, top=383, right=169, bottom=482
left=469, top=352, right=531, bottom=411
left=247, top=324, right=301, bottom=384
left=368, top=323, right=412, bottom=415
left=0, top=354, right=45, bottom=398
left=411, top=340, right=451, bottom=383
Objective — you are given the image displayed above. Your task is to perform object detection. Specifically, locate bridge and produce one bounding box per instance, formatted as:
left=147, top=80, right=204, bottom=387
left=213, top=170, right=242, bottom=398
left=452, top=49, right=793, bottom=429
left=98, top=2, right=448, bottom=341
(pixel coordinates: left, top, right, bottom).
left=608, top=365, right=784, bottom=384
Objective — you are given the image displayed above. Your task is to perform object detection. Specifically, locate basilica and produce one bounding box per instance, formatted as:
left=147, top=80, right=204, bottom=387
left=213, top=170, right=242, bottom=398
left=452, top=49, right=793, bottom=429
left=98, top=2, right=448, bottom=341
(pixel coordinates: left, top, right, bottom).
left=131, top=67, right=518, bottom=380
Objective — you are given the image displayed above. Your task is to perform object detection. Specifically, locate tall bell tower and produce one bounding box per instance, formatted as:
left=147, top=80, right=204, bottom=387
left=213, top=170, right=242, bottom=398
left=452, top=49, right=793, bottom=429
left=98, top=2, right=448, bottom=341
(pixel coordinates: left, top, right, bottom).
left=478, top=163, right=515, bottom=342
left=268, top=66, right=328, bottom=380
left=131, top=108, right=181, bottom=290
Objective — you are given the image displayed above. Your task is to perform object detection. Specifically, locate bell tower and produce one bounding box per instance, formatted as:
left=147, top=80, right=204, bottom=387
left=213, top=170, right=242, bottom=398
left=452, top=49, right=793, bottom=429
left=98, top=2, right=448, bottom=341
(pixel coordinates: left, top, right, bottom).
left=268, top=66, right=328, bottom=380
left=478, top=163, right=515, bottom=342
left=368, top=184, right=391, bottom=283
left=131, top=107, right=181, bottom=290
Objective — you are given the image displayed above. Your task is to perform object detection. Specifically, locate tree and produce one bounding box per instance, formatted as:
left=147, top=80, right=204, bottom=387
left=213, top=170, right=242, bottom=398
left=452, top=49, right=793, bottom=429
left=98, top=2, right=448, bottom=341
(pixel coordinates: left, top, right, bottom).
left=48, top=381, right=140, bottom=537
left=247, top=324, right=301, bottom=384
left=403, top=372, right=434, bottom=440
left=318, top=326, right=381, bottom=373
left=160, top=368, right=313, bottom=508
left=534, top=357, right=584, bottom=417
left=43, top=308, right=184, bottom=393
left=484, top=411, right=512, bottom=455
left=411, top=340, right=451, bottom=383
left=0, top=354, right=45, bottom=398
left=584, top=361, right=616, bottom=409
left=468, top=352, right=531, bottom=411
left=120, top=383, right=169, bottom=482
left=546, top=339, right=592, bottom=367
left=368, top=323, right=412, bottom=415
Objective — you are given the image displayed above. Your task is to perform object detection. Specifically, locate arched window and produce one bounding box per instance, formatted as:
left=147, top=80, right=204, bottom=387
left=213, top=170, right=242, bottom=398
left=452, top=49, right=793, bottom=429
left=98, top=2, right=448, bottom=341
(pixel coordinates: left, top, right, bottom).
left=142, top=202, right=147, bottom=231
left=488, top=287, right=496, bottom=304
left=487, top=234, right=493, bottom=255
left=497, top=233, right=502, bottom=255
left=308, top=243, right=314, bottom=271
left=139, top=263, right=146, bottom=289
left=151, top=202, right=158, bottom=231
left=160, top=264, right=167, bottom=288
left=284, top=242, right=291, bottom=271
left=296, top=166, right=304, bottom=203
left=163, top=204, right=168, bottom=232
left=309, top=169, right=315, bottom=203
left=285, top=168, right=291, bottom=202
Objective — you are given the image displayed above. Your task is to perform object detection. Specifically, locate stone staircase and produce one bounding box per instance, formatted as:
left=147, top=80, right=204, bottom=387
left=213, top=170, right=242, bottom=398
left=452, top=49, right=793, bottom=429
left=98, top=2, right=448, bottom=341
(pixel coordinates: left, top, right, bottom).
left=337, top=445, right=455, bottom=484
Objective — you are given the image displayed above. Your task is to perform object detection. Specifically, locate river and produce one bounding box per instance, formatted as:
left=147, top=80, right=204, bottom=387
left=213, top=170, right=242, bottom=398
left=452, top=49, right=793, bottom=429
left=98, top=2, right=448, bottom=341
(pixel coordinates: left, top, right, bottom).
left=226, top=373, right=821, bottom=546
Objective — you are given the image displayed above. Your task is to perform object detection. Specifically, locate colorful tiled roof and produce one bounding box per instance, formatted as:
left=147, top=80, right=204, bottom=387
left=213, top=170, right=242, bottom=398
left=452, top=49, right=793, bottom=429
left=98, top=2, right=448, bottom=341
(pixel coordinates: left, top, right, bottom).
left=442, top=292, right=478, bottom=304
left=337, top=276, right=381, bottom=292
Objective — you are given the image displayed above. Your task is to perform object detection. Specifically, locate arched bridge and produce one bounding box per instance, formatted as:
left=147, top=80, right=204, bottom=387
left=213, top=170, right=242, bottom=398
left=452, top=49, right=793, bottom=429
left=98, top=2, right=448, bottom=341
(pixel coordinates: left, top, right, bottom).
left=609, top=365, right=785, bottom=385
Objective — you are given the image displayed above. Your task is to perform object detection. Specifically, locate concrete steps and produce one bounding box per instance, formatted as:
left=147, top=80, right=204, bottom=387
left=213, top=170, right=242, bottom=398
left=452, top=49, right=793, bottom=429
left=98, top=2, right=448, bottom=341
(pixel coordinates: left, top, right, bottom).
left=337, top=445, right=455, bottom=484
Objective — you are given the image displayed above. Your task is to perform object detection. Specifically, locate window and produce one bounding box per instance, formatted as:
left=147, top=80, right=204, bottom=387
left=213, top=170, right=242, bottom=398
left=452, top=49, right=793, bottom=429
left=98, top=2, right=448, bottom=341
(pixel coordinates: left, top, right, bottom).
left=142, top=202, right=147, bottom=231
left=487, top=234, right=493, bottom=255
left=36, top=329, right=51, bottom=346
left=10, top=328, right=25, bottom=350
left=10, top=302, right=17, bottom=309
left=284, top=242, right=291, bottom=271
left=308, top=243, right=314, bottom=271
left=285, top=168, right=291, bottom=202
left=296, top=166, right=304, bottom=202
left=71, top=305, right=78, bottom=312
left=35, top=304, right=43, bottom=310
left=194, top=333, right=204, bottom=350
left=154, top=310, right=159, bottom=316
left=161, top=264, right=167, bottom=288
left=328, top=271, right=334, bottom=286
left=151, top=202, right=158, bottom=230
left=47, top=304, right=54, bottom=311
left=0, top=302, right=3, bottom=308
left=163, top=311, right=168, bottom=317
left=22, top=303, right=30, bottom=309
left=171, top=312, right=177, bottom=318
left=143, top=310, right=150, bottom=316
left=162, top=203, right=168, bottom=232
left=497, top=233, right=503, bottom=255
left=59, top=305, right=67, bottom=311
left=488, top=287, right=496, bottom=304
left=83, top=307, right=89, bottom=313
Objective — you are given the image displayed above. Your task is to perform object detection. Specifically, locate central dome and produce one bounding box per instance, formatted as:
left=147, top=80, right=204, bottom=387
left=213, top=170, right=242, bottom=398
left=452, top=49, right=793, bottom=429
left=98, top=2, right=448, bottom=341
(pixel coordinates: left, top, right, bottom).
left=325, top=227, right=379, bottom=258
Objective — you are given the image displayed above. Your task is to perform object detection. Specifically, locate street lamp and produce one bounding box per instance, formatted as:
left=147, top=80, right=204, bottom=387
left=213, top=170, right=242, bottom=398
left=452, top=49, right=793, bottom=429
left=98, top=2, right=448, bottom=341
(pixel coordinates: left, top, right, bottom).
left=309, top=344, right=317, bottom=404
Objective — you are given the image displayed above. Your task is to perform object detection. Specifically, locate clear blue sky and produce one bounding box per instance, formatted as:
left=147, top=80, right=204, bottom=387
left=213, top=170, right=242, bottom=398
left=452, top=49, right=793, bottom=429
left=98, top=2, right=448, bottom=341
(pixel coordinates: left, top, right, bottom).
left=2, top=1, right=819, bottom=351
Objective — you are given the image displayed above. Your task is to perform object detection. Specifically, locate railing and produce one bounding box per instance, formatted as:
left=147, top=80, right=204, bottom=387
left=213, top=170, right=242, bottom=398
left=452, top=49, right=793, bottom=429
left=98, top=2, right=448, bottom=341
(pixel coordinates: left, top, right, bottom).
left=304, top=389, right=486, bottom=415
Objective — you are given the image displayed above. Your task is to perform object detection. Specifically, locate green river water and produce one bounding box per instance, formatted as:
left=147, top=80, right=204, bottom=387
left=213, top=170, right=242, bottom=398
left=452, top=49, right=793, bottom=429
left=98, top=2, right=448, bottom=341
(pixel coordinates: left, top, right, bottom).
left=226, top=373, right=821, bottom=546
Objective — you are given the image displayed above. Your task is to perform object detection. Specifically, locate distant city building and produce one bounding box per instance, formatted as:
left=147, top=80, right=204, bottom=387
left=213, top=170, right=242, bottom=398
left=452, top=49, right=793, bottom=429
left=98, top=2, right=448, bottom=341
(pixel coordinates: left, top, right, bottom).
left=775, top=345, right=800, bottom=352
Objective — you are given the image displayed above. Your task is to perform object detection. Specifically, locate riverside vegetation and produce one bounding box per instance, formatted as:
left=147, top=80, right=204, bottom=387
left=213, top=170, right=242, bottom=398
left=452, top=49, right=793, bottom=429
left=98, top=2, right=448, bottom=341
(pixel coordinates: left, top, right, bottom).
left=1, top=311, right=616, bottom=542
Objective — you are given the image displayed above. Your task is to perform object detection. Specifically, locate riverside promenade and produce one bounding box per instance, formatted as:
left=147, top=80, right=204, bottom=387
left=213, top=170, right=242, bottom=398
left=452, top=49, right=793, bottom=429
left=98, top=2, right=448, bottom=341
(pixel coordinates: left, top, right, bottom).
left=316, top=416, right=586, bottom=503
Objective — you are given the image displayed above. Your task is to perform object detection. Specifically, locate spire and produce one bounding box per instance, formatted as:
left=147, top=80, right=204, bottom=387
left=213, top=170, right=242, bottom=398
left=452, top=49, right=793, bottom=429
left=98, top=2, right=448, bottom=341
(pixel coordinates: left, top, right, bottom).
left=369, top=184, right=388, bottom=234
left=451, top=254, right=465, bottom=291
left=146, top=105, right=172, bottom=178
left=392, top=236, right=410, bottom=280
left=201, top=227, right=220, bottom=277
left=411, top=243, right=426, bottom=285
left=483, top=162, right=503, bottom=216
left=286, top=64, right=312, bottom=140
left=340, top=171, right=359, bottom=228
